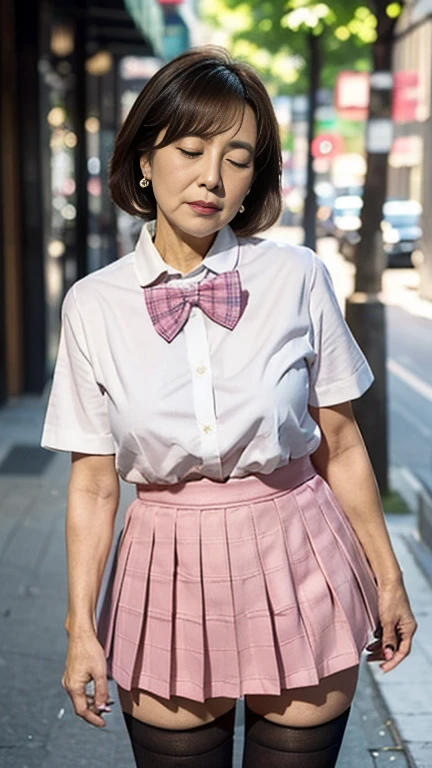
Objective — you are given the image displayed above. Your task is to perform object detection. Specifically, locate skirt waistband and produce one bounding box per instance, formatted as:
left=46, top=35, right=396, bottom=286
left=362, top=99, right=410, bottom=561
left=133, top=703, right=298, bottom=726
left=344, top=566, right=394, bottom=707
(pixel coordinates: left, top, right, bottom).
left=135, top=456, right=316, bottom=507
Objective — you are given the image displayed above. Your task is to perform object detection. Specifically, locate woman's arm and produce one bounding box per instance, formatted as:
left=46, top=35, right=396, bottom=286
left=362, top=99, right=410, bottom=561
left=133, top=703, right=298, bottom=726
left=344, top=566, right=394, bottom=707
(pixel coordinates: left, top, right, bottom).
left=63, top=452, right=119, bottom=727
left=310, top=401, right=417, bottom=671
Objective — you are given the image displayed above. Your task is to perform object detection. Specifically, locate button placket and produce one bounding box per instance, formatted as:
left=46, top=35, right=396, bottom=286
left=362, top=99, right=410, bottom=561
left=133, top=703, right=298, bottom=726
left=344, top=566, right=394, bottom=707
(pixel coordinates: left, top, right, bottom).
left=183, top=309, right=222, bottom=477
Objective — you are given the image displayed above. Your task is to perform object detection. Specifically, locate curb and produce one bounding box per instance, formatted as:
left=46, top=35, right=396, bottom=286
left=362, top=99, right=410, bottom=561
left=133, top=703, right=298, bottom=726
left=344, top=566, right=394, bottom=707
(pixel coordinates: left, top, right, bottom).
left=365, top=664, right=417, bottom=768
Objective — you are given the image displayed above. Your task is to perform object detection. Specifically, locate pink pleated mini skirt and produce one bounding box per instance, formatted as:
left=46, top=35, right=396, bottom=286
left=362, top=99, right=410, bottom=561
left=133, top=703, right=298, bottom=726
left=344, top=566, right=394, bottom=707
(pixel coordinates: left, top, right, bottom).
left=97, top=456, right=378, bottom=703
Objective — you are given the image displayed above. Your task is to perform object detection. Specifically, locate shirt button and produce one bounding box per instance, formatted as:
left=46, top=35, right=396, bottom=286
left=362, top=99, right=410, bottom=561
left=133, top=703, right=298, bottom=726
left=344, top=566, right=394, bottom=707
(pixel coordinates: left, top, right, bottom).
left=196, top=365, right=206, bottom=375
left=203, top=424, right=213, bottom=434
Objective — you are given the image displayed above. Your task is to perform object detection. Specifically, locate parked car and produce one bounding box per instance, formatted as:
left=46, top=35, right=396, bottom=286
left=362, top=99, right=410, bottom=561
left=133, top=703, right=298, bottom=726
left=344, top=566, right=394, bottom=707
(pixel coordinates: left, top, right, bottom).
left=333, top=195, right=363, bottom=261
left=337, top=197, right=422, bottom=267
left=381, top=199, right=422, bottom=267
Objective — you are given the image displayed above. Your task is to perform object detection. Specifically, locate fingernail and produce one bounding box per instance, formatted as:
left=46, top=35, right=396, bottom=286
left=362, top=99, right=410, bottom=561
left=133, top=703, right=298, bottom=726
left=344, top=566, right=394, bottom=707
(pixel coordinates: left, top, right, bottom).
left=97, top=705, right=111, bottom=713
left=384, top=648, right=394, bottom=660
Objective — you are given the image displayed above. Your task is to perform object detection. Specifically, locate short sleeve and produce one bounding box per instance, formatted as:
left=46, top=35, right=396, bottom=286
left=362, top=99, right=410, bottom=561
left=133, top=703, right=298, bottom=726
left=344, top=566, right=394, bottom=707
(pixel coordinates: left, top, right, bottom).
left=41, top=287, right=115, bottom=454
left=308, top=254, right=374, bottom=407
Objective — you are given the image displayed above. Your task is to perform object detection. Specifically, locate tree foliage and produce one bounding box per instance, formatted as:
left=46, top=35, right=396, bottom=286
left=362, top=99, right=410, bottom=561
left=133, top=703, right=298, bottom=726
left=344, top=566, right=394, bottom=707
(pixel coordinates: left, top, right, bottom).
left=201, top=0, right=402, bottom=93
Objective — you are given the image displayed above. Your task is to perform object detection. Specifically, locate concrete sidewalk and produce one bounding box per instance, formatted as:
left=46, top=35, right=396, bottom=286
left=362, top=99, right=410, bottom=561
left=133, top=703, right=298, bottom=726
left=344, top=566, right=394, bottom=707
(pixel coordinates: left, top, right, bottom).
left=0, top=395, right=431, bottom=767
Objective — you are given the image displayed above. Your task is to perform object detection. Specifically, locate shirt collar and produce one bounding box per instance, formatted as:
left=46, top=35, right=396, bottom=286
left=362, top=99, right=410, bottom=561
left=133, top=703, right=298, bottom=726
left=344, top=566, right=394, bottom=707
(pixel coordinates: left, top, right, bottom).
left=133, top=220, right=240, bottom=287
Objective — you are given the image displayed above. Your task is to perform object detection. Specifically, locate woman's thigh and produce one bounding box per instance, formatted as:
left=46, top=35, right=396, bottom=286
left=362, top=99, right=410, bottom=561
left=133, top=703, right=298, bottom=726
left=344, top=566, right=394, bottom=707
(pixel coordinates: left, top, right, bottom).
left=245, top=665, right=359, bottom=728
left=118, top=686, right=236, bottom=730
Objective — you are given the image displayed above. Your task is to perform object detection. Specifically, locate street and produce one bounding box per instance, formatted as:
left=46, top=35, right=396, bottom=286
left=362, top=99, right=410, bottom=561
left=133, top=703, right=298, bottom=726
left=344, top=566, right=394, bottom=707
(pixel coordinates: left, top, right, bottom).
left=387, top=307, right=432, bottom=486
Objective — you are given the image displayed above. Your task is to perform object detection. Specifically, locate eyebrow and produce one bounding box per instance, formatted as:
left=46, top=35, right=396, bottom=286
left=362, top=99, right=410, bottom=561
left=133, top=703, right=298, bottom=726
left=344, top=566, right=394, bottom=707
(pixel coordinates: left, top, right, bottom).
left=227, top=140, right=255, bottom=154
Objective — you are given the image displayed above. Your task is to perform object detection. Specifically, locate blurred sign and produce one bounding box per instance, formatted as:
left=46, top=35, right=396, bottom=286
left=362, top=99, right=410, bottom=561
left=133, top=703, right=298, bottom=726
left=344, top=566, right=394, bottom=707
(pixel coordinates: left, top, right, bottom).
left=365, top=119, right=393, bottom=153
left=312, top=134, right=343, bottom=159
left=316, top=105, right=336, bottom=134
left=370, top=71, right=393, bottom=90
left=335, top=72, right=369, bottom=120
left=389, top=135, right=423, bottom=168
left=392, top=71, right=419, bottom=122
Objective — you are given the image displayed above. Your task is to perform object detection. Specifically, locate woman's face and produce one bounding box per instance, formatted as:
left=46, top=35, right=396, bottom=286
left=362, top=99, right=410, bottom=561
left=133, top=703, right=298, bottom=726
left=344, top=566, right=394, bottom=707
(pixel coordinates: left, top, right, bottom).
left=140, top=104, right=257, bottom=239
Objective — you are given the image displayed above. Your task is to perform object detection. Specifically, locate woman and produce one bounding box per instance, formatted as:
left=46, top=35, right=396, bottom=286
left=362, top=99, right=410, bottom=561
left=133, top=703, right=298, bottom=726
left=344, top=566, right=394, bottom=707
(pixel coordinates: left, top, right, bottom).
left=41, top=47, right=416, bottom=768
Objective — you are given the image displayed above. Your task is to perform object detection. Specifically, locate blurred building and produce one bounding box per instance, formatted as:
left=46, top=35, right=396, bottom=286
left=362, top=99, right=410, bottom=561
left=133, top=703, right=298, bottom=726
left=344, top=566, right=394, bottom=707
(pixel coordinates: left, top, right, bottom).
left=389, top=0, right=432, bottom=299
left=0, top=0, right=194, bottom=405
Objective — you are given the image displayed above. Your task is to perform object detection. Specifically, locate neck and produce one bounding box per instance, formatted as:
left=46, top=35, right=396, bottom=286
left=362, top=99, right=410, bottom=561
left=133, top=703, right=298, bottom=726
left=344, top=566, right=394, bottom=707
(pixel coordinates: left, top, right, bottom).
left=153, top=212, right=217, bottom=275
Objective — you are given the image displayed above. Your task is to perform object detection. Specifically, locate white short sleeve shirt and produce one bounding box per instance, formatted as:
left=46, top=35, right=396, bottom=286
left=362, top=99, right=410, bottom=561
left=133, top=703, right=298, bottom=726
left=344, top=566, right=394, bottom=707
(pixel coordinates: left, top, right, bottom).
left=41, top=222, right=374, bottom=484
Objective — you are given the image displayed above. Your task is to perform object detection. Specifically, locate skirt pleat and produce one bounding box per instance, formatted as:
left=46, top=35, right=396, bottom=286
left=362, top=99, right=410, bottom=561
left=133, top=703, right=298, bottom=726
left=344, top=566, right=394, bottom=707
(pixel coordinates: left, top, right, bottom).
left=107, top=505, right=156, bottom=691
left=317, top=479, right=378, bottom=630
left=225, top=503, right=281, bottom=694
left=171, top=508, right=205, bottom=699
left=292, top=477, right=378, bottom=675
left=250, top=498, right=318, bottom=688
left=130, top=507, right=176, bottom=698
left=98, top=461, right=379, bottom=703
left=200, top=508, right=241, bottom=698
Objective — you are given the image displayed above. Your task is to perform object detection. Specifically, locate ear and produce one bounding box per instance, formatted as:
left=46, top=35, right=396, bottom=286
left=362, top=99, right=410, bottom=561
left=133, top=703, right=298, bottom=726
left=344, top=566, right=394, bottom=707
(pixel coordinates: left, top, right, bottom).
left=139, top=153, right=152, bottom=180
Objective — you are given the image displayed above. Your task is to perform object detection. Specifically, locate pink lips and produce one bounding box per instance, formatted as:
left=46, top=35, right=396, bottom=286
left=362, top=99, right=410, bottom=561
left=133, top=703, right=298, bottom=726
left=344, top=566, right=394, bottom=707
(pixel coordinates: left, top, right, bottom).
left=188, top=201, right=221, bottom=215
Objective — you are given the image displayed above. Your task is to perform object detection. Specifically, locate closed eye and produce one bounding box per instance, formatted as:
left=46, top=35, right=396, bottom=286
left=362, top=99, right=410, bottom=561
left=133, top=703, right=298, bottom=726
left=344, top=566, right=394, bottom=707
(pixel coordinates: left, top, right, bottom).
left=178, top=149, right=201, bottom=158
left=228, top=160, right=250, bottom=169
left=177, top=148, right=250, bottom=168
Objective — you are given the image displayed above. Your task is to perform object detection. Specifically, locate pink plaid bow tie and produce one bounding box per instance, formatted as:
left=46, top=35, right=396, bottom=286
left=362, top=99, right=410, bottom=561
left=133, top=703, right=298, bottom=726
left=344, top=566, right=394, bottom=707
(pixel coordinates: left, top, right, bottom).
left=144, top=271, right=243, bottom=343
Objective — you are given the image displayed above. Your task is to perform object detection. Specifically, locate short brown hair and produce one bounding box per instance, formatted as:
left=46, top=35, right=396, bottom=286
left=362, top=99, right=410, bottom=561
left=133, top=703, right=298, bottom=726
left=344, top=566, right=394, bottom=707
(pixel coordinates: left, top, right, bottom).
left=109, top=47, right=282, bottom=237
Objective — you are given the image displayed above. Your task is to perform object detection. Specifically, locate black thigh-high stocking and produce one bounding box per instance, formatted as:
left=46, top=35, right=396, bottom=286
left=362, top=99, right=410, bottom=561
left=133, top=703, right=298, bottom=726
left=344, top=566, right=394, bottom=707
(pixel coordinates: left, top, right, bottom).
left=242, top=705, right=350, bottom=768
left=123, top=707, right=236, bottom=768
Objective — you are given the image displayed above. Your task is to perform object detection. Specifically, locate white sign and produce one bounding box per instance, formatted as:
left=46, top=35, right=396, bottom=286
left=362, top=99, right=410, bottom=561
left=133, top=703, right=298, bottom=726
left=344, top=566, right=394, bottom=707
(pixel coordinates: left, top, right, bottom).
left=370, top=71, right=393, bottom=90
left=366, top=119, right=394, bottom=153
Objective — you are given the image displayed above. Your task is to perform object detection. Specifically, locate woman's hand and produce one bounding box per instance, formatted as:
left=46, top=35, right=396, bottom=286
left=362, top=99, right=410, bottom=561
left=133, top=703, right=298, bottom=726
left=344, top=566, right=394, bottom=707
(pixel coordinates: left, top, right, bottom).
left=62, top=630, right=111, bottom=728
left=366, top=577, right=417, bottom=672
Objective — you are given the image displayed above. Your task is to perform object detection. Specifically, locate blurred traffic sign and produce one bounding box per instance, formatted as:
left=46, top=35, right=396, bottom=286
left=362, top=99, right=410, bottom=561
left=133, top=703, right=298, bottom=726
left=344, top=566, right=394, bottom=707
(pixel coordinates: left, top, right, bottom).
left=392, top=71, right=419, bottom=123
left=335, top=72, right=369, bottom=120
left=311, top=134, right=343, bottom=159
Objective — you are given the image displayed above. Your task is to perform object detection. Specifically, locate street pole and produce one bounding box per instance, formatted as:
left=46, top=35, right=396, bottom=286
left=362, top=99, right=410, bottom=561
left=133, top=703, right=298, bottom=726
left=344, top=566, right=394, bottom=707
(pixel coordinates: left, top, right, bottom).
left=345, top=65, right=393, bottom=496
left=303, top=30, right=319, bottom=250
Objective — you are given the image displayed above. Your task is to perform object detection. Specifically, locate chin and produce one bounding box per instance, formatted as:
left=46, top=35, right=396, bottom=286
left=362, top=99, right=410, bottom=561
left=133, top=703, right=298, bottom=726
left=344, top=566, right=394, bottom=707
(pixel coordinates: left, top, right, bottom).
left=176, top=214, right=227, bottom=239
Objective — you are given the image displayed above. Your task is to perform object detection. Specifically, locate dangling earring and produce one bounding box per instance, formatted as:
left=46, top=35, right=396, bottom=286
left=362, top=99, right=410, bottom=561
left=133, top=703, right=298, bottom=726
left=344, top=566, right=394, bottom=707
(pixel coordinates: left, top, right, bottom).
left=239, top=204, right=245, bottom=213
left=139, top=175, right=150, bottom=188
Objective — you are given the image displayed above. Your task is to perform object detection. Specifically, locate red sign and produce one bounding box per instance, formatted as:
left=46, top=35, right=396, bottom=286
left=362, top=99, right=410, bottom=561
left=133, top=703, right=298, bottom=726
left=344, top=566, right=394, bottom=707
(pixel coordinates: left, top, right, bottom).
left=157, top=0, right=183, bottom=4
left=311, top=134, right=343, bottom=159
left=335, top=71, right=369, bottom=121
left=392, top=71, right=419, bottom=123
left=390, top=135, right=422, bottom=168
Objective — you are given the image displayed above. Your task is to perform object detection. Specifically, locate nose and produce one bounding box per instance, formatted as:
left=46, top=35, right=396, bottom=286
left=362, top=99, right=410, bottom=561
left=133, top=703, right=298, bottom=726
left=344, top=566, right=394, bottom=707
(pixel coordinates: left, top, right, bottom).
left=198, top=153, right=223, bottom=190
